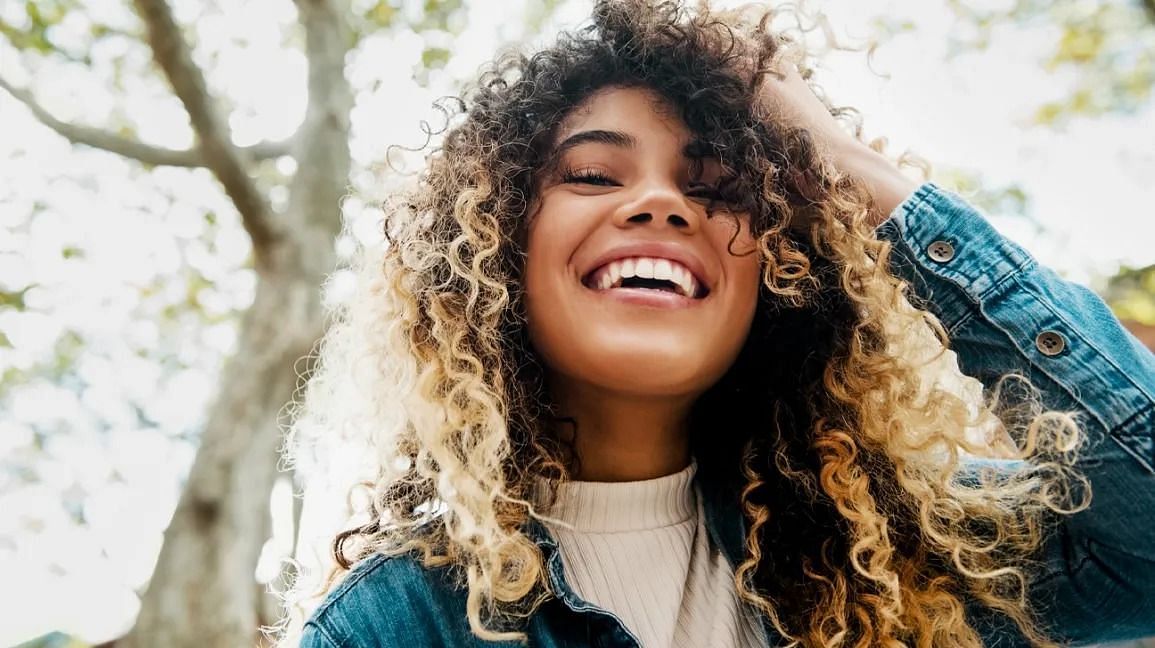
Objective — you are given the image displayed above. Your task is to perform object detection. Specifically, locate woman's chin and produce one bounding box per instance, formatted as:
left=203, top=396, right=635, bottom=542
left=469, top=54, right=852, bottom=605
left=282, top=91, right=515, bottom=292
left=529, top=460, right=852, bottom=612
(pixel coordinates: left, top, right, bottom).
left=575, top=351, right=727, bottom=398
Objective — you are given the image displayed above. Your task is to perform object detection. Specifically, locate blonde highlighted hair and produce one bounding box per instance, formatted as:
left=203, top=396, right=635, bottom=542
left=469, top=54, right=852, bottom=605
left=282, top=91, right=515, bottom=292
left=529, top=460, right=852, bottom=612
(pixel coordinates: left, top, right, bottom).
left=280, top=1, right=1087, bottom=646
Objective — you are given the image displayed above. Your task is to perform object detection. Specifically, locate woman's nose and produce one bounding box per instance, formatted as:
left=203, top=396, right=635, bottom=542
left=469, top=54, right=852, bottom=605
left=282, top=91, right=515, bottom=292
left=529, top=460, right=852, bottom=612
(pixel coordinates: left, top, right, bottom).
left=612, top=181, right=701, bottom=234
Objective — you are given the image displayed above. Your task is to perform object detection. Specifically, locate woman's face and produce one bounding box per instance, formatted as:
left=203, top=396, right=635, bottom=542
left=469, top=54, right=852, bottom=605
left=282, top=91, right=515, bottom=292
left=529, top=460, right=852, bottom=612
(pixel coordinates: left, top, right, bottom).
left=524, top=86, right=762, bottom=401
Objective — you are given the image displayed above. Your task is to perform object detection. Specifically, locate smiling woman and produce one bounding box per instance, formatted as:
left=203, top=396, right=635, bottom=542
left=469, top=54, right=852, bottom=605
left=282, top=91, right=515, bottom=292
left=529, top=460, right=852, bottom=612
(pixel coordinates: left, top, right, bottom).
left=281, top=1, right=1155, bottom=647
left=524, top=87, right=762, bottom=482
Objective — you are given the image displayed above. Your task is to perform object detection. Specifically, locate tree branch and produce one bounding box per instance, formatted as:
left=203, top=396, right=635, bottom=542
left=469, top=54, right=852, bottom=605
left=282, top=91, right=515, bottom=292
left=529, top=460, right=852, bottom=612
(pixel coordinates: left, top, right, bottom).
left=288, top=0, right=353, bottom=243
left=0, top=75, right=199, bottom=166
left=245, top=138, right=296, bottom=161
left=1, top=75, right=292, bottom=166
left=131, top=0, right=280, bottom=267
left=1143, top=0, right=1155, bottom=25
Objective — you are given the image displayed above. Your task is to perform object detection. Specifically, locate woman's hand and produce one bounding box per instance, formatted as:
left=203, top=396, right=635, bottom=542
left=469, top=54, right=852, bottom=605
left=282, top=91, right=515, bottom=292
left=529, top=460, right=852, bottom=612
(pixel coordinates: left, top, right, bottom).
left=759, top=64, right=919, bottom=226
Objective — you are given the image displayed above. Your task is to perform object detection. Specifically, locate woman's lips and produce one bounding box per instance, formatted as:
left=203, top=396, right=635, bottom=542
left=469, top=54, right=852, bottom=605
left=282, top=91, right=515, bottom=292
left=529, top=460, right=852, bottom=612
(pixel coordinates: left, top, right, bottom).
left=582, top=283, right=702, bottom=308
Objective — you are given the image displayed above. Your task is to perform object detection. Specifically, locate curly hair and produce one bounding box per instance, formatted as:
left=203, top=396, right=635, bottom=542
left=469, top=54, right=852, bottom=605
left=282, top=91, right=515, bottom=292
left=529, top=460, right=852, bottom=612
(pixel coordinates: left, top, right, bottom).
left=281, top=1, right=1088, bottom=646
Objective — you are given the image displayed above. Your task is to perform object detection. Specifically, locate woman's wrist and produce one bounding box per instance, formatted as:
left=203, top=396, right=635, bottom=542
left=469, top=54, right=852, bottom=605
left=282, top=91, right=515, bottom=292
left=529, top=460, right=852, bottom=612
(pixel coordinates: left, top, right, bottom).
left=832, top=141, right=920, bottom=227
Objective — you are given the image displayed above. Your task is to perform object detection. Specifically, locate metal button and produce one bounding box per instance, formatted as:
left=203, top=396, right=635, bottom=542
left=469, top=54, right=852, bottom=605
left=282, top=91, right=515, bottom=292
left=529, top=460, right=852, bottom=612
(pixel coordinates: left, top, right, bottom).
left=928, top=240, right=955, bottom=263
left=1036, top=331, right=1066, bottom=356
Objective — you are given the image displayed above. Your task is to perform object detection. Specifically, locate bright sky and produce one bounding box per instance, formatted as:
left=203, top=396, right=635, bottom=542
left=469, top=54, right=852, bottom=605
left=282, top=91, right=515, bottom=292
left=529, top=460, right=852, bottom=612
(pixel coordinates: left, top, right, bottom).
left=0, top=0, right=1152, bottom=645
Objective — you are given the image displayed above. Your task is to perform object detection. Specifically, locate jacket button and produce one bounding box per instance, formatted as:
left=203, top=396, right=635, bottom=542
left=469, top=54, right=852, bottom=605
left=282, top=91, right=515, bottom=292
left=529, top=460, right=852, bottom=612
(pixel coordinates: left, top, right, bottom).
left=1036, top=331, right=1066, bottom=356
left=928, top=240, right=955, bottom=263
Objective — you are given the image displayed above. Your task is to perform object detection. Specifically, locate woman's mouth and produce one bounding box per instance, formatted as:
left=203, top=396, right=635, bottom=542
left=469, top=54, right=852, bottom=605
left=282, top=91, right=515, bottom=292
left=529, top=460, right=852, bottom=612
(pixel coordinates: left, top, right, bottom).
left=582, top=256, right=709, bottom=299
left=577, top=256, right=711, bottom=309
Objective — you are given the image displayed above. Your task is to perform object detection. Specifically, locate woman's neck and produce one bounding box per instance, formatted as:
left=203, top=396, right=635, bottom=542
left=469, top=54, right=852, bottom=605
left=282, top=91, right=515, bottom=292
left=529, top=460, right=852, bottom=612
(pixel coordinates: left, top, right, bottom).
left=551, top=379, right=695, bottom=482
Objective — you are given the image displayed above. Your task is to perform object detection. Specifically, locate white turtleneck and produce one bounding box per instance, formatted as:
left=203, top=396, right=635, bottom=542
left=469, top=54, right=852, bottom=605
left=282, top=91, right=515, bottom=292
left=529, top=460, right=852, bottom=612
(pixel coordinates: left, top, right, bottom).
left=542, top=461, right=768, bottom=648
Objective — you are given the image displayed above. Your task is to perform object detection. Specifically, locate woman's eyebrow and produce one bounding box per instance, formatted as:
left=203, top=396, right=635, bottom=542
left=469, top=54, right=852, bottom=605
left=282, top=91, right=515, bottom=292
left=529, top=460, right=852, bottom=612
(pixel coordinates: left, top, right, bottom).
left=551, top=129, right=712, bottom=162
left=554, top=129, right=638, bottom=155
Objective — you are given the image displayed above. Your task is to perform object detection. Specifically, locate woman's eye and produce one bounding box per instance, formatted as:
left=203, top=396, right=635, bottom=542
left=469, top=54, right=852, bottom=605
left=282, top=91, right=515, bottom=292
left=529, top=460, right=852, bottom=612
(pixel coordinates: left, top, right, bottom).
left=561, top=169, right=619, bottom=187
left=686, top=183, right=725, bottom=201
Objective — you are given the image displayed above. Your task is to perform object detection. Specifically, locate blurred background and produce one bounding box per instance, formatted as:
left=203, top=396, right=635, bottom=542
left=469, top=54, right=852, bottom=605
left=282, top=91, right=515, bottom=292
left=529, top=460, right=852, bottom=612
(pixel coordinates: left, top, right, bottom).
left=1, top=0, right=1152, bottom=646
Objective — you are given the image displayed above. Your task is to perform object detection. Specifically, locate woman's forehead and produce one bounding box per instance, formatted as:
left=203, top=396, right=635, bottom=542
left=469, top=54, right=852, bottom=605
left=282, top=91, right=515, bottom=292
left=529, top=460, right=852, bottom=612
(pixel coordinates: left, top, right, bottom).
left=552, top=86, right=691, bottom=149
left=546, top=87, right=729, bottom=180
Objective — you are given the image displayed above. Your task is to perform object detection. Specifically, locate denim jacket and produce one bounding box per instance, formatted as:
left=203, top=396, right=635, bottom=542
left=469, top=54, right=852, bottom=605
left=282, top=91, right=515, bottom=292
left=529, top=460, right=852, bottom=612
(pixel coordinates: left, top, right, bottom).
left=300, top=183, right=1155, bottom=647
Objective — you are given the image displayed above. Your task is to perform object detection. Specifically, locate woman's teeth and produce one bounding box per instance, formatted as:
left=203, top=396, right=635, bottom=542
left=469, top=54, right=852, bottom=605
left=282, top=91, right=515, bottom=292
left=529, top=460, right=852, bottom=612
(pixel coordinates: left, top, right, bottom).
left=587, top=256, right=701, bottom=298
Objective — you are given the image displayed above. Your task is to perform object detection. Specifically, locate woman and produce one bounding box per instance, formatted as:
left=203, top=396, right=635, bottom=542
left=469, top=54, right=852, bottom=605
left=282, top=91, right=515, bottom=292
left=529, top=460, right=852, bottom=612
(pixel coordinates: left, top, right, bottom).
left=286, top=1, right=1155, bottom=646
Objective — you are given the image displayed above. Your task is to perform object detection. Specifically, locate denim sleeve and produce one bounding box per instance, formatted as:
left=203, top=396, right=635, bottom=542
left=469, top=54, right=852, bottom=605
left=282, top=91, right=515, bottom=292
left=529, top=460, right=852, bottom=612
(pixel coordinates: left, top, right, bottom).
left=877, top=182, right=1155, bottom=645
left=301, top=621, right=342, bottom=647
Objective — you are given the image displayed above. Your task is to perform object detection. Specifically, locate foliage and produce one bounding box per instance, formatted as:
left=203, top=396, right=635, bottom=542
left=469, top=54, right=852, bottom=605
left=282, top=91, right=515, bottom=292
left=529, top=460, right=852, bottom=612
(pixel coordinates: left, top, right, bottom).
left=941, top=0, right=1155, bottom=328
left=945, top=0, right=1155, bottom=126
left=1106, top=264, right=1155, bottom=325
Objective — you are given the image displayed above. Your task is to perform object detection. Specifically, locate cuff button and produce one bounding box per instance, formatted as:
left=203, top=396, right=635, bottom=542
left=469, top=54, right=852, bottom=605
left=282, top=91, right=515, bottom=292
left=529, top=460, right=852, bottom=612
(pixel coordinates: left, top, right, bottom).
left=928, top=240, right=955, bottom=263
left=1036, top=331, right=1066, bottom=356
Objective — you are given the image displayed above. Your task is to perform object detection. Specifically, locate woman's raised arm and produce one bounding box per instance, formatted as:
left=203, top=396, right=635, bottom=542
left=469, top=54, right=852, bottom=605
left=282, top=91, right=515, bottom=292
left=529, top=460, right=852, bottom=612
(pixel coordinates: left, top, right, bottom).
left=876, top=183, right=1155, bottom=645
left=764, top=64, right=1155, bottom=645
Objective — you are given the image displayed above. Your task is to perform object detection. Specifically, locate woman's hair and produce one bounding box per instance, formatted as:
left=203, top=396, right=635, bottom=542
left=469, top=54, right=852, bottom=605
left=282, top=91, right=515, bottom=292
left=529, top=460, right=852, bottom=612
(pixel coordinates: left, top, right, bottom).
left=281, top=1, right=1087, bottom=646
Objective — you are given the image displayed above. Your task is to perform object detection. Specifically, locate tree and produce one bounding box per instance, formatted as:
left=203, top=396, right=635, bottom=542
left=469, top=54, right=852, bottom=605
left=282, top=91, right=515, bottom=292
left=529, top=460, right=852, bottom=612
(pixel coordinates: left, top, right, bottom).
left=3, top=0, right=348, bottom=643
left=112, top=1, right=350, bottom=643
left=943, top=0, right=1155, bottom=126
left=0, top=0, right=533, bottom=645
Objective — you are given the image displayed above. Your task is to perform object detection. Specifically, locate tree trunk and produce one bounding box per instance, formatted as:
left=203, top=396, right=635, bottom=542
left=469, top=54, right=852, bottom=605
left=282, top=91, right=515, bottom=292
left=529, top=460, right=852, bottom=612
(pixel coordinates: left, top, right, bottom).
left=121, top=267, right=327, bottom=648
left=121, top=0, right=352, bottom=643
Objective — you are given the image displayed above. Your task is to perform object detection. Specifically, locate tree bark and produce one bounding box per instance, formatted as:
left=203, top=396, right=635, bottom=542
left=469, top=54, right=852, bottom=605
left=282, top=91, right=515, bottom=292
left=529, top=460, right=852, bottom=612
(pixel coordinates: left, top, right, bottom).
left=120, top=0, right=352, bottom=645
left=121, top=271, right=326, bottom=648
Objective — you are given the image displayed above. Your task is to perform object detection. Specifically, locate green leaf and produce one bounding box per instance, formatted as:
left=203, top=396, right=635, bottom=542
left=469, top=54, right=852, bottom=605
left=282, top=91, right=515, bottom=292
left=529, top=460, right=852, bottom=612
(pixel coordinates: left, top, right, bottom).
left=363, top=1, right=398, bottom=28
left=1032, top=102, right=1064, bottom=126
left=417, top=0, right=464, bottom=32
left=421, top=46, right=450, bottom=70
left=1105, top=265, right=1155, bottom=325
left=1052, top=25, right=1105, bottom=66
left=0, top=288, right=29, bottom=310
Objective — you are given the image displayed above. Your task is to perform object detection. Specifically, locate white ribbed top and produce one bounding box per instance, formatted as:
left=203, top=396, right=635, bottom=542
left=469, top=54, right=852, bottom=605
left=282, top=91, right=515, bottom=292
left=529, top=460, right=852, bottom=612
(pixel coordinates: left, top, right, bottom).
left=543, top=462, right=768, bottom=648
